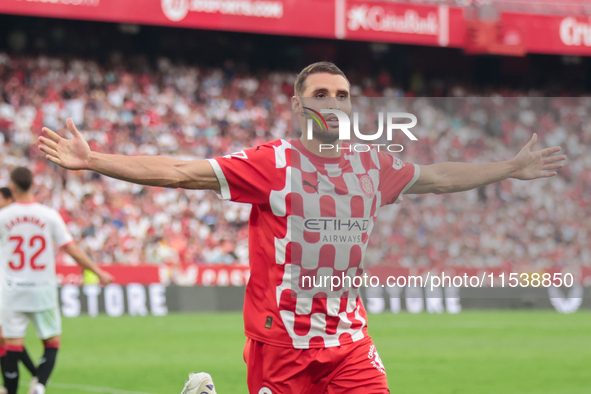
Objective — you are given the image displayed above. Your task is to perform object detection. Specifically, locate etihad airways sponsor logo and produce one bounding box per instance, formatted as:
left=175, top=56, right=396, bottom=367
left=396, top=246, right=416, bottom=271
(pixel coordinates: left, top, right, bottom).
left=304, top=218, right=370, bottom=244
left=162, top=0, right=283, bottom=22
left=348, top=5, right=438, bottom=35
left=16, top=0, right=99, bottom=5
left=304, top=218, right=370, bottom=233
left=560, top=17, right=591, bottom=47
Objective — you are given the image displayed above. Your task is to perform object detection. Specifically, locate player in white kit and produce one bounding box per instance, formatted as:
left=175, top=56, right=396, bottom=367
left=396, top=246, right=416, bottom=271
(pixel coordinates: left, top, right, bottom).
left=0, top=168, right=113, bottom=394
left=0, top=187, right=38, bottom=394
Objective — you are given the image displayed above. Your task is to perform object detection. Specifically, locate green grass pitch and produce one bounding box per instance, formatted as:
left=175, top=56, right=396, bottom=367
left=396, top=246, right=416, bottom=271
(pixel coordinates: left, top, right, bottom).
left=17, top=311, right=591, bottom=394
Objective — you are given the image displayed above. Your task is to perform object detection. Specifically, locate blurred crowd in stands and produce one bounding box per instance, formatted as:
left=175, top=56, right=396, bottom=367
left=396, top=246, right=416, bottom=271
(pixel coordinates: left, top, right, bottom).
left=406, top=0, right=591, bottom=16
left=0, top=53, right=589, bottom=273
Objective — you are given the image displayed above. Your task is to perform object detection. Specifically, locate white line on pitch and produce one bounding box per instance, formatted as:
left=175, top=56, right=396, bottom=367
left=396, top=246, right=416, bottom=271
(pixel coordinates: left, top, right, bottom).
left=50, top=382, right=157, bottom=394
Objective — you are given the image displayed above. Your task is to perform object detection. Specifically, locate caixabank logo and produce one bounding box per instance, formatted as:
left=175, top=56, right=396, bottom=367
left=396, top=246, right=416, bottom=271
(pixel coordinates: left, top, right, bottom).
left=303, top=107, right=418, bottom=153
left=347, top=5, right=438, bottom=36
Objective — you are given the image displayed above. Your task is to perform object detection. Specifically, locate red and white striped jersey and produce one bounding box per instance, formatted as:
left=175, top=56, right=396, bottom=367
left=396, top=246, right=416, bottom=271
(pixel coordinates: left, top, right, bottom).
left=207, top=139, right=419, bottom=349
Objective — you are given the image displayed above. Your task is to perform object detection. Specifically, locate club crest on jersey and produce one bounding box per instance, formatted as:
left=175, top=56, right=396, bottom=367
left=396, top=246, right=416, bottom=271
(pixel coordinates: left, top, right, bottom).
left=359, top=175, right=375, bottom=198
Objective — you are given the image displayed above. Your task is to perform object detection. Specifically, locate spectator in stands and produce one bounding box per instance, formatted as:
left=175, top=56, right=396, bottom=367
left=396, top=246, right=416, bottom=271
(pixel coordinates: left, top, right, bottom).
left=0, top=52, right=589, bottom=283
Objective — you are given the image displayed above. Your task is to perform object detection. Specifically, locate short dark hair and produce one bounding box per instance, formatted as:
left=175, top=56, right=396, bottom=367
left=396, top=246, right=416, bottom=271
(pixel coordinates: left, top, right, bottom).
left=10, top=167, right=33, bottom=192
left=294, top=62, right=349, bottom=96
left=0, top=187, right=12, bottom=200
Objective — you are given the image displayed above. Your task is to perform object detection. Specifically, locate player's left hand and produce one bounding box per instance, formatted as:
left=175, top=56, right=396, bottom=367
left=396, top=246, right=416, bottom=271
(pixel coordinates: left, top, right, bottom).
left=511, top=133, right=566, bottom=180
left=97, top=270, right=114, bottom=286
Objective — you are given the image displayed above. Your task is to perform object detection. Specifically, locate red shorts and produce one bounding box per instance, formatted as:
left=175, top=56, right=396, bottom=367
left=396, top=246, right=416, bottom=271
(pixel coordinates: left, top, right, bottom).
left=243, top=336, right=389, bottom=394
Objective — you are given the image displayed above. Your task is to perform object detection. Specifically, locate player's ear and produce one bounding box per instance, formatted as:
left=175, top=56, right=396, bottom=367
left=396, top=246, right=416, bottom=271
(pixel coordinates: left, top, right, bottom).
left=292, top=96, right=304, bottom=115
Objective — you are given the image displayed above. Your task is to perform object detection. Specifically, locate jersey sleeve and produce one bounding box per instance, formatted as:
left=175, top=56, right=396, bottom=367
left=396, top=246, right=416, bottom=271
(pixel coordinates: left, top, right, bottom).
left=206, top=144, right=276, bottom=205
left=50, top=209, right=74, bottom=248
left=378, top=152, right=421, bottom=206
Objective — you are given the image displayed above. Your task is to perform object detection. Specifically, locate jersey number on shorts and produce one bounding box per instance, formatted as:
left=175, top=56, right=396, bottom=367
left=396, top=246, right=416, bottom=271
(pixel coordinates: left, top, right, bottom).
left=8, top=235, right=47, bottom=271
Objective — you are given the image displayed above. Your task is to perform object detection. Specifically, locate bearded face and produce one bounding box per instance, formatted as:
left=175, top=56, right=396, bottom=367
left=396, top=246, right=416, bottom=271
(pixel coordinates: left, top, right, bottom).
left=294, top=73, right=352, bottom=145
left=301, top=106, right=344, bottom=144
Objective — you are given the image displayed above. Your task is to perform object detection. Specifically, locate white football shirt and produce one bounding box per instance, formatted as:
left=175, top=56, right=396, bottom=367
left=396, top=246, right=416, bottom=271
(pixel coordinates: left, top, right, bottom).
left=0, top=202, right=73, bottom=311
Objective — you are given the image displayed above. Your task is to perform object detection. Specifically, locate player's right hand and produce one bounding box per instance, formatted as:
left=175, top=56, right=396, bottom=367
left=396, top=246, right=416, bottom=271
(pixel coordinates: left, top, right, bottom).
left=39, top=118, right=92, bottom=170
left=98, top=270, right=114, bottom=286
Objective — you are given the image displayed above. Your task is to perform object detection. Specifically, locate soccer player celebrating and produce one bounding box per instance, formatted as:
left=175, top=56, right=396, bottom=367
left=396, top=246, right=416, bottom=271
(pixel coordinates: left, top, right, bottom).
left=38, top=62, right=566, bottom=394
left=0, top=168, right=113, bottom=394
left=0, top=187, right=38, bottom=394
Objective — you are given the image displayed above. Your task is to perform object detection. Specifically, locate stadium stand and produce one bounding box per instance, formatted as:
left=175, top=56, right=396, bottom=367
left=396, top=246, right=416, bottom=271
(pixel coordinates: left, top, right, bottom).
left=1, top=51, right=589, bottom=274
left=391, top=0, right=591, bottom=16
left=482, top=0, right=591, bottom=16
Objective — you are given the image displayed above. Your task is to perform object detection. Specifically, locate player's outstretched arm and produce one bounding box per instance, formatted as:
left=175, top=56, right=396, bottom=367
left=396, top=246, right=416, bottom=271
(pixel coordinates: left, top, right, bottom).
left=62, top=242, right=113, bottom=286
left=405, top=133, right=566, bottom=195
left=38, top=119, right=220, bottom=192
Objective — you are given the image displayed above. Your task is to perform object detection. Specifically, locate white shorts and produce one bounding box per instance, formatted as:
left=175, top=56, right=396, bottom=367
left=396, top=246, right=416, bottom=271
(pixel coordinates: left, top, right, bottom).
left=1, top=308, right=62, bottom=340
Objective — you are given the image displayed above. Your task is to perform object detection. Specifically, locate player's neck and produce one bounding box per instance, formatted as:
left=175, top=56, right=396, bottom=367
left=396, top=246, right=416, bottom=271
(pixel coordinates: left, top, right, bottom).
left=297, top=136, right=341, bottom=158
left=14, top=193, right=35, bottom=204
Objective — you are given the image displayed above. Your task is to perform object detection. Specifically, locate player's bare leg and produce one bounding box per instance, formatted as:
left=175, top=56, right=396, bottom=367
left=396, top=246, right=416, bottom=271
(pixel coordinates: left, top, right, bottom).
left=180, top=372, right=217, bottom=394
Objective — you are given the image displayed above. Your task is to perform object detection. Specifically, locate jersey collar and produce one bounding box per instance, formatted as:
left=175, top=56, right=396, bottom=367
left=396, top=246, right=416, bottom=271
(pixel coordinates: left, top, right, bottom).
left=290, top=139, right=343, bottom=165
